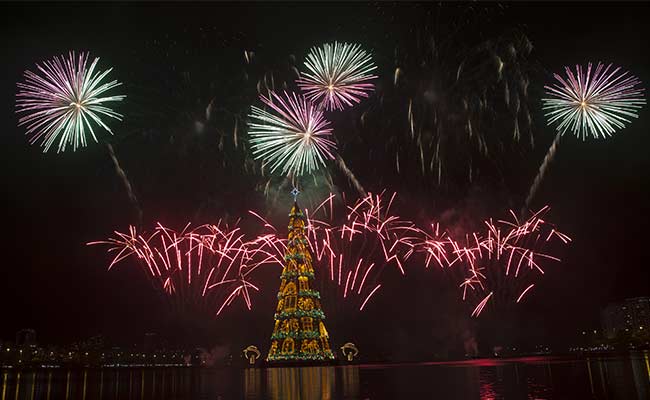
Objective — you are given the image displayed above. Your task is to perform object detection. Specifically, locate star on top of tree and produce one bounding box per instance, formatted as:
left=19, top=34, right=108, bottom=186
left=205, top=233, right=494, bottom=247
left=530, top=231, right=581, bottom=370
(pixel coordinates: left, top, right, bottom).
left=291, top=187, right=300, bottom=201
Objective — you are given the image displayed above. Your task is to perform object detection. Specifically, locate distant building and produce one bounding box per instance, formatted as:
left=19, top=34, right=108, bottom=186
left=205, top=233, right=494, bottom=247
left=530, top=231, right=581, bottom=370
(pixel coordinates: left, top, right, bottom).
left=16, top=329, right=36, bottom=347
left=601, top=297, right=650, bottom=339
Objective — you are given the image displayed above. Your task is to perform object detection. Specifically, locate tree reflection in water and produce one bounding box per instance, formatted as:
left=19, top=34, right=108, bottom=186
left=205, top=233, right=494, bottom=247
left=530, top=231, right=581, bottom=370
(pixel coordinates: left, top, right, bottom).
left=264, top=366, right=335, bottom=400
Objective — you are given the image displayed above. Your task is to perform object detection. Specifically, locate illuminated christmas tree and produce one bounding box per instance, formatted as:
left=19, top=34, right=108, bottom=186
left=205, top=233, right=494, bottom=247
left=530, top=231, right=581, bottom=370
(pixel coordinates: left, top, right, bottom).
left=267, top=190, right=335, bottom=362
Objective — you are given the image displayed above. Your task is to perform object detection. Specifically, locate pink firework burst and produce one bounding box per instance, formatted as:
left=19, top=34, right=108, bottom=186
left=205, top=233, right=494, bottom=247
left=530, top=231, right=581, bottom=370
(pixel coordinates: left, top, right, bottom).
left=248, top=191, right=421, bottom=312
left=433, top=206, right=571, bottom=317
left=89, top=221, right=283, bottom=317
left=304, top=191, right=422, bottom=311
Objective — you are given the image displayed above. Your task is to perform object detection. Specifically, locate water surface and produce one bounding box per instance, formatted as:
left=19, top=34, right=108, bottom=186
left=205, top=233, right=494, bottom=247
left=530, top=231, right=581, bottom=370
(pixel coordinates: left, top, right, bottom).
left=1, top=353, right=649, bottom=399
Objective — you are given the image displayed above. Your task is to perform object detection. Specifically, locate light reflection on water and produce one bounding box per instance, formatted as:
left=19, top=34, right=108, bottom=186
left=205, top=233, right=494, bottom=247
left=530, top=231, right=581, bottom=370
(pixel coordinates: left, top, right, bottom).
left=1, top=353, right=649, bottom=399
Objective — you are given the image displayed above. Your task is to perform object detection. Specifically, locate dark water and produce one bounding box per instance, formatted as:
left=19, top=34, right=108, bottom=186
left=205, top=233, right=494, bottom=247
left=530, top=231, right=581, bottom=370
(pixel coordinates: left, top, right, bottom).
left=1, top=353, right=649, bottom=399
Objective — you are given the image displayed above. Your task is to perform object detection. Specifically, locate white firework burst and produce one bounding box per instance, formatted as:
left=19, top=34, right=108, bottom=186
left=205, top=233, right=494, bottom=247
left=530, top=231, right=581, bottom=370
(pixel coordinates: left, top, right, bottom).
left=247, top=91, right=336, bottom=176
left=543, top=62, right=645, bottom=140
left=297, top=42, right=377, bottom=111
left=16, top=51, right=125, bottom=152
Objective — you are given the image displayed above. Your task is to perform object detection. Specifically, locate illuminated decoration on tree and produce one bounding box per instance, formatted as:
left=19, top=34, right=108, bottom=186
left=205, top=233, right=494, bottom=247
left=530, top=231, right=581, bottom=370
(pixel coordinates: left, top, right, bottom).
left=297, top=42, right=377, bottom=111
left=267, top=196, right=335, bottom=362
left=247, top=91, right=337, bottom=177
left=524, top=63, right=645, bottom=210
left=16, top=51, right=125, bottom=153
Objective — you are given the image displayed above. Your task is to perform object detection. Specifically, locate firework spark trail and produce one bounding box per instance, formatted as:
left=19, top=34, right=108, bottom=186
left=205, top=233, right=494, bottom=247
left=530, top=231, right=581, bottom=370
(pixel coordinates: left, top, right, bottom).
left=89, top=221, right=283, bottom=316
left=297, top=42, right=377, bottom=111
left=335, top=154, right=366, bottom=197
left=106, top=143, right=143, bottom=227
left=516, top=283, right=535, bottom=303
left=359, top=284, right=382, bottom=311
left=16, top=51, right=125, bottom=153
left=368, top=16, right=536, bottom=187
left=248, top=91, right=337, bottom=177
left=418, top=222, right=452, bottom=270
left=471, top=292, right=493, bottom=317
left=523, top=128, right=561, bottom=211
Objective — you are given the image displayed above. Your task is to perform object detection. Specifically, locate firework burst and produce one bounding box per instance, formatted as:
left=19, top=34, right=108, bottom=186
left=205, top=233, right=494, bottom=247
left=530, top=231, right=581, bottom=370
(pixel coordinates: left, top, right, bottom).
left=543, top=62, right=645, bottom=140
left=297, top=42, right=377, bottom=111
left=249, top=192, right=421, bottom=312
left=16, top=51, right=125, bottom=153
left=524, top=63, right=644, bottom=211
left=304, top=192, right=422, bottom=311
left=89, top=221, right=282, bottom=316
left=248, top=91, right=337, bottom=176
left=425, top=206, right=571, bottom=317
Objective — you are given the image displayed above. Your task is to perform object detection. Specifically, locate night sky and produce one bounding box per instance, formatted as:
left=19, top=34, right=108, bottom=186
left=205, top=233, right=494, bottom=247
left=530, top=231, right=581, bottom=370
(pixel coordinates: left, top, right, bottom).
left=0, top=2, right=648, bottom=357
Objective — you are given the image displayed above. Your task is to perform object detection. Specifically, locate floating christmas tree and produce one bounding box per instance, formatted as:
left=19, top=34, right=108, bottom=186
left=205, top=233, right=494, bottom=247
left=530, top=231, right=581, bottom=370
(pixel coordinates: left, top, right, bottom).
left=267, top=189, right=335, bottom=362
